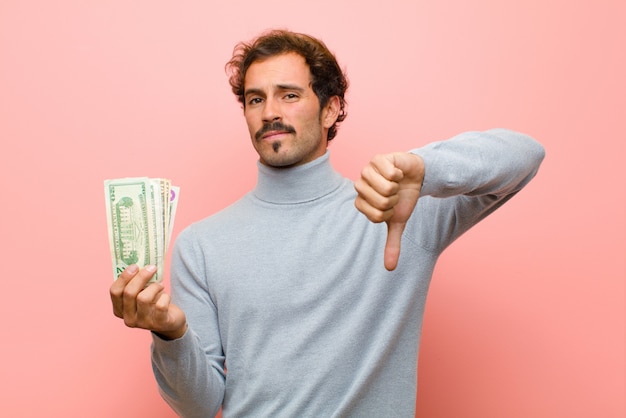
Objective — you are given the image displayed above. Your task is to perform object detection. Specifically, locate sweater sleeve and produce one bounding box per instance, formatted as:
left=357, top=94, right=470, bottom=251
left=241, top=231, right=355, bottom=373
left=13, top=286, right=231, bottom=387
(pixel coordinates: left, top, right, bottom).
left=151, top=227, right=226, bottom=418
left=408, top=128, right=545, bottom=252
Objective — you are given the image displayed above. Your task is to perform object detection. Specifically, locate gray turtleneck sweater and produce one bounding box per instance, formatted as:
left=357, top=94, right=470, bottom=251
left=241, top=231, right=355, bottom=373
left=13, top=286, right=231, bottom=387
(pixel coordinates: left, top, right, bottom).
left=151, top=129, right=544, bottom=417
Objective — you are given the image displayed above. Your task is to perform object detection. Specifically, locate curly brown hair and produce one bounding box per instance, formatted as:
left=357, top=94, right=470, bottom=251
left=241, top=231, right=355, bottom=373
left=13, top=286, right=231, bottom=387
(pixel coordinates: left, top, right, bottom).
left=225, top=30, right=348, bottom=141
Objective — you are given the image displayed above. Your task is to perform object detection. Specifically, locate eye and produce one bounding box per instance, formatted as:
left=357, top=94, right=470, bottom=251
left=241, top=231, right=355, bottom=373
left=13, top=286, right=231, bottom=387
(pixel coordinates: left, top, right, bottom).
left=248, top=97, right=263, bottom=106
left=284, top=93, right=299, bottom=101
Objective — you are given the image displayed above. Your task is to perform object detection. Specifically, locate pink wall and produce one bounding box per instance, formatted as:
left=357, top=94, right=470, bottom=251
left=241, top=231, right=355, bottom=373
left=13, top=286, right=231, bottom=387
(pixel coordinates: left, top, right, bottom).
left=1, top=1, right=623, bottom=416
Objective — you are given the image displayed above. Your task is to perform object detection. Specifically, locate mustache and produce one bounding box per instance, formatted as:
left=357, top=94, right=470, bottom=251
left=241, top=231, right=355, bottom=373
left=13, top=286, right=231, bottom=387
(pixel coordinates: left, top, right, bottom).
left=255, top=122, right=296, bottom=140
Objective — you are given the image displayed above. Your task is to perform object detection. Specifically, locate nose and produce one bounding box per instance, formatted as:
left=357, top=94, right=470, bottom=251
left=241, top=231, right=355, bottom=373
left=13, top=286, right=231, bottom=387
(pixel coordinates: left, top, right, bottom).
left=262, top=97, right=281, bottom=123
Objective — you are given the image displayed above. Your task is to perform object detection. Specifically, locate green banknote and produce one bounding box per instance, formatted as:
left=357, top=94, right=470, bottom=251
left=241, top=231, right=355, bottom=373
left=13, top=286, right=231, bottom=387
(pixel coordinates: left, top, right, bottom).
left=104, top=177, right=180, bottom=283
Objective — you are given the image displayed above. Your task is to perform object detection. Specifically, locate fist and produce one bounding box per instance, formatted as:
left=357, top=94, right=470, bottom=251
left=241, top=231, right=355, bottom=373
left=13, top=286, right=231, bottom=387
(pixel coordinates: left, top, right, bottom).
left=354, top=152, right=424, bottom=270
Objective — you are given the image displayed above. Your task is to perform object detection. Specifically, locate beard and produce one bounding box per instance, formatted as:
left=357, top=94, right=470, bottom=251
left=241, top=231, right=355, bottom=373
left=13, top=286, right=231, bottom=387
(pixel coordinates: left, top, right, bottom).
left=250, top=112, right=326, bottom=168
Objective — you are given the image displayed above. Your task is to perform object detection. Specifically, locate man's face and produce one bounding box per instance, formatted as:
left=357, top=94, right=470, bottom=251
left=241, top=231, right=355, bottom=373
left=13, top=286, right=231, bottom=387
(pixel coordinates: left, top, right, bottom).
left=243, top=53, right=338, bottom=168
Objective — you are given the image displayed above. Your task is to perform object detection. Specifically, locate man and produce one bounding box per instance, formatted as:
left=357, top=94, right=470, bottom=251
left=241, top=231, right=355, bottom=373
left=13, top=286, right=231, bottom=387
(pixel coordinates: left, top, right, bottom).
left=110, top=30, right=544, bottom=417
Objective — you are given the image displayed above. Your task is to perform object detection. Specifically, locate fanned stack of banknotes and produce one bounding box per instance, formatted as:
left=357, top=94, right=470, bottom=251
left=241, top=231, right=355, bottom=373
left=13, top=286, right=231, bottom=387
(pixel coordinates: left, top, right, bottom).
left=104, top=177, right=180, bottom=283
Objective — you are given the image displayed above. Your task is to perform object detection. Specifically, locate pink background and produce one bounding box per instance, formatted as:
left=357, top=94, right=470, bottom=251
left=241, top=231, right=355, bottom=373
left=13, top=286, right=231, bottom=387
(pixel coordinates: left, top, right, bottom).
left=1, top=1, right=623, bottom=417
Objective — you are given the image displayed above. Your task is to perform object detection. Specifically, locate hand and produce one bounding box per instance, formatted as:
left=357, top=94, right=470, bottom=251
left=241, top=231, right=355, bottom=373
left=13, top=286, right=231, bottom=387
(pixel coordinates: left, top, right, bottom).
left=110, top=265, right=187, bottom=340
left=354, top=152, right=424, bottom=271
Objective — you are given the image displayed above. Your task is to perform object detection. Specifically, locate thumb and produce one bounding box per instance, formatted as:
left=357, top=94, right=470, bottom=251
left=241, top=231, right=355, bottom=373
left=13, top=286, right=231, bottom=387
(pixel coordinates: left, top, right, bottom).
left=384, top=220, right=406, bottom=271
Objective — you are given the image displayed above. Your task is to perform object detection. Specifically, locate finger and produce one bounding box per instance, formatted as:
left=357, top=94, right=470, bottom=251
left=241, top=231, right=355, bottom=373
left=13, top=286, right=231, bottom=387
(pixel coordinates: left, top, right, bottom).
left=359, top=165, right=401, bottom=197
left=355, top=174, right=398, bottom=203
left=153, top=291, right=173, bottom=327
left=110, top=264, right=139, bottom=317
left=354, top=178, right=400, bottom=212
left=136, top=282, right=165, bottom=312
left=384, top=221, right=406, bottom=271
left=354, top=194, right=396, bottom=224
left=153, top=293, right=189, bottom=339
left=122, top=265, right=158, bottom=321
left=369, top=154, right=404, bottom=182
left=135, top=282, right=166, bottom=326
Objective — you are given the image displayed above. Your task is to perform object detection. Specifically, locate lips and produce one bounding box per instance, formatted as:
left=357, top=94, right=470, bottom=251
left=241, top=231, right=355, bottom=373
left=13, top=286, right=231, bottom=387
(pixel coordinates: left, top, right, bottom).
left=261, top=130, right=291, bottom=140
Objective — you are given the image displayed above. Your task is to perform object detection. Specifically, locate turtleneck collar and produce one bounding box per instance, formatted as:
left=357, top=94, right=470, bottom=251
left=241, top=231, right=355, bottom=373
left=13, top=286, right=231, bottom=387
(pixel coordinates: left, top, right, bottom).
left=253, top=151, right=345, bottom=204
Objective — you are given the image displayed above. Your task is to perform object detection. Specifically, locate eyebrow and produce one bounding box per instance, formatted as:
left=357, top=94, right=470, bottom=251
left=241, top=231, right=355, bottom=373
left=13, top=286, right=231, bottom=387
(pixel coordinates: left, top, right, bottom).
left=276, top=84, right=306, bottom=92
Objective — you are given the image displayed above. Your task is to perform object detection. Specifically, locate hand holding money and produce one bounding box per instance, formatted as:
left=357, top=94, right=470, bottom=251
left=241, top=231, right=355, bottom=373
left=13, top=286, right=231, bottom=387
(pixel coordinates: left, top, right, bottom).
left=104, top=177, right=179, bottom=283
left=110, top=263, right=188, bottom=340
left=106, top=177, right=186, bottom=339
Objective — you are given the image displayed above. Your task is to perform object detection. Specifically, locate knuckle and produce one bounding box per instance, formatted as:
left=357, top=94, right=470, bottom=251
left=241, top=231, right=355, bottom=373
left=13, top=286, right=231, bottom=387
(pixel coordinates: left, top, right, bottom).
left=359, top=167, right=370, bottom=182
left=110, top=287, right=123, bottom=300
left=379, top=181, right=397, bottom=196
left=376, top=195, right=392, bottom=210
left=353, top=178, right=365, bottom=193
left=368, top=210, right=386, bottom=223
left=155, top=298, right=169, bottom=312
left=122, top=287, right=137, bottom=301
left=123, top=317, right=137, bottom=328
left=354, top=198, right=362, bottom=211
left=372, top=153, right=386, bottom=163
left=136, top=292, right=152, bottom=305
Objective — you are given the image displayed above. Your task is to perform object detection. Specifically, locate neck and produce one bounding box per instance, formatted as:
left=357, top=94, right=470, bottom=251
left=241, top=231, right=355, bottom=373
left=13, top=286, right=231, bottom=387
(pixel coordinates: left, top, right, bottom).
left=253, top=151, right=344, bottom=204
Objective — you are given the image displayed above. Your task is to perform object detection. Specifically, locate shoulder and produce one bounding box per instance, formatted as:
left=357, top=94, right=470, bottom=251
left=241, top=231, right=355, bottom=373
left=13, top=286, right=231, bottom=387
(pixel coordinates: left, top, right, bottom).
left=175, top=194, right=255, bottom=244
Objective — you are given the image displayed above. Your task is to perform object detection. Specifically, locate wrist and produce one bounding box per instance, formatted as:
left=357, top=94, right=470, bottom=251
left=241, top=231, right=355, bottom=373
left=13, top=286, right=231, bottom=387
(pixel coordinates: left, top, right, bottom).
left=154, top=323, right=188, bottom=341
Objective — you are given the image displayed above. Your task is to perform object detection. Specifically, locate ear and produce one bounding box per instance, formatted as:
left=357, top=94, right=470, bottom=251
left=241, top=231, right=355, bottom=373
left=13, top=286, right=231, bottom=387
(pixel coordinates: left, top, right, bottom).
left=321, top=96, right=341, bottom=129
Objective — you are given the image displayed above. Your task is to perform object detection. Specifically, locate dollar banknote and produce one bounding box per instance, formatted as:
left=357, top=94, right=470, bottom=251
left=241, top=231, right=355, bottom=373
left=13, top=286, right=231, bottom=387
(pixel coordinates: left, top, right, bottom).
left=104, top=177, right=180, bottom=283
